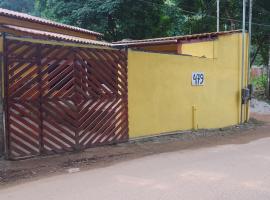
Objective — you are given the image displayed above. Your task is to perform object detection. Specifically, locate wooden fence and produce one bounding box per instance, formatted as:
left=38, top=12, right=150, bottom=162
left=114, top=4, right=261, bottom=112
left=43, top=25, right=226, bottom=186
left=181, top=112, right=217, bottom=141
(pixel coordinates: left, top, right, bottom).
left=3, top=37, right=128, bottom=159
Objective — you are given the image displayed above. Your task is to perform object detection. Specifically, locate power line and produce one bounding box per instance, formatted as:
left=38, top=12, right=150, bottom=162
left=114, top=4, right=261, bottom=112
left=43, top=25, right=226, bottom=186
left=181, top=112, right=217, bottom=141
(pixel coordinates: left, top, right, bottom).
left=138, top=0, right=270, bottom=28
left=177, top=3, right=270, bottom=28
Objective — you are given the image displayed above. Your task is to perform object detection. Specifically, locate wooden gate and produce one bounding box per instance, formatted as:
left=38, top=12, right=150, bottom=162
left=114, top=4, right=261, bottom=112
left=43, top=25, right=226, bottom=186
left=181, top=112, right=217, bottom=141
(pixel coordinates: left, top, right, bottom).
left=3, top=37, right=128, bottom=159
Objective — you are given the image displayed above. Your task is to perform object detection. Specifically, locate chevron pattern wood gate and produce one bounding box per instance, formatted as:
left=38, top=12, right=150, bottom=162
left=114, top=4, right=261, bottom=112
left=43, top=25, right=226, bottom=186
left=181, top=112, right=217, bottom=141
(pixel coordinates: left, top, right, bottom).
left=4, top=38, right=128, bottom=159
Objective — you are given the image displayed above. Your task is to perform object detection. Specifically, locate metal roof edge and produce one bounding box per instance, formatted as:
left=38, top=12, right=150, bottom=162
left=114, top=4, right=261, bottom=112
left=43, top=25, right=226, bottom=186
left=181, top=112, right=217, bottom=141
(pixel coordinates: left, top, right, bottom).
left=0, top=24, right=112, bottom=48
left=113, top=30, right=242, bottom=46
left=0, top=8, right=103, bottom=37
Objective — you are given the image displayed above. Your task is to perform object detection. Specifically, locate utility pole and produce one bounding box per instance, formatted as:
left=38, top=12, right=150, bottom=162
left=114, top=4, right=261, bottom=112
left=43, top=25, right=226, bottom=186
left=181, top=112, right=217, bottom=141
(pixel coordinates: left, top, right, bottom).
left=241, top=0, right=246, bottom=123
left=247, top=0, right=252, bottom=84
left=217, top=0, right=220, bottom=32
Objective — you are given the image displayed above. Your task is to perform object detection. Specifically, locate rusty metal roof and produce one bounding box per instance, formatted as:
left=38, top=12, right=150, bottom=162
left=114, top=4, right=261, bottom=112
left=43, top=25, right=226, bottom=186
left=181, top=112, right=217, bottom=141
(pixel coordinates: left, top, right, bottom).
left=0, top=24, right=111, bottom=47
left=112, top=30, right=242, bottom=47
left=0, top=8, right=102, bottom=37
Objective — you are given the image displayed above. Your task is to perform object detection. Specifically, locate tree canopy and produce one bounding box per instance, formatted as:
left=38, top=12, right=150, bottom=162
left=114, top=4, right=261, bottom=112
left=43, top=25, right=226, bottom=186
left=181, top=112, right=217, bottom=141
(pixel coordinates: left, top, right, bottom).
left=35, top=0, right=171, bottom=41
left=0, top=0, right=35, bottom=13
left=0, top=0, right=269, bottom=65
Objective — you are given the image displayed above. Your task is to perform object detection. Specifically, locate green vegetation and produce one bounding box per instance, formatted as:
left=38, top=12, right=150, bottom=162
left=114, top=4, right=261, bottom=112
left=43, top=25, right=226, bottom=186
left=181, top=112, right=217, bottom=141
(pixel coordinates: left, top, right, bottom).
left=0, top=0, right=35, bottom=13
left=0, top=0, right=269, bottom=66
left=34, top=0, right=172, bottom=41
left=252, top=75, right=267, bottom=91
left=251, top=74, right=270, bottom=100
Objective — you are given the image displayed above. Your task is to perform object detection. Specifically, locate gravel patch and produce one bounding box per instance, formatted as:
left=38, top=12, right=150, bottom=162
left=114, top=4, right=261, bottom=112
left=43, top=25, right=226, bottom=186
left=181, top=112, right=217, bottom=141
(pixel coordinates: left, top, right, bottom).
left=250, top=98, right=270, bottom=114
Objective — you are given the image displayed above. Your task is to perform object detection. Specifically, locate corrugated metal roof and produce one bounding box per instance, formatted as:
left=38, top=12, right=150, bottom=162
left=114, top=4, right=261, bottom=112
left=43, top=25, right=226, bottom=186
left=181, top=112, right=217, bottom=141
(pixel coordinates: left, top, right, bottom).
left=0, top=8, right=102, bottom=37
left=113, top=30, right=241, bottom=47
left=113, top=39, right=179, bottom=47
left=0, top=24, right=111, bottom=47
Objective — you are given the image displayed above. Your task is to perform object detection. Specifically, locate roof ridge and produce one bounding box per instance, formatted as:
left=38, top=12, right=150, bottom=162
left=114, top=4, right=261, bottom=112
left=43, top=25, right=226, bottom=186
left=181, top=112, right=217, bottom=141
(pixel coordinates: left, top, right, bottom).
left=0, top=8, right=102, bottom=36
left=0, top=24, right=111, bottom=47
left=113, top=30, right=242, bottom=44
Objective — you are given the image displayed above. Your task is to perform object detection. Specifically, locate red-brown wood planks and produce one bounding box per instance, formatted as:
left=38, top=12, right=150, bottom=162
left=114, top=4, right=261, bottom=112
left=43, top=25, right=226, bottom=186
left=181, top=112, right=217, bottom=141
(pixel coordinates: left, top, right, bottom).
left=4, top=39, right=128, bottom=159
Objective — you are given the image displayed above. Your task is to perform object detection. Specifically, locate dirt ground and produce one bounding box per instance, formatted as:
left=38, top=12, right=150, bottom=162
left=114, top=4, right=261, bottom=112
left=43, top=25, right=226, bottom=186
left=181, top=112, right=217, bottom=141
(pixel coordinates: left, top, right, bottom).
left=250, top=98, right=270, bottom=114
left=0, top=113, right=270, bottom=188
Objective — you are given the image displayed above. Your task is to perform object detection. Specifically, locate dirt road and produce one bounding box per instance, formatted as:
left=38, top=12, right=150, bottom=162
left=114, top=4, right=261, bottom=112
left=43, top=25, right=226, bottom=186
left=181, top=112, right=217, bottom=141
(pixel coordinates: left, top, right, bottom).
left=0, top=113, right=270, bottom=200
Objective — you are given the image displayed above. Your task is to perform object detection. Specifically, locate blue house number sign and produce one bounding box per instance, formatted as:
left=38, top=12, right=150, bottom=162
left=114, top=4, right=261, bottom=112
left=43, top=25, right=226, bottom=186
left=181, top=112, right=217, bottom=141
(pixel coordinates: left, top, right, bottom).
left=192, top=72, right=205, bottom=86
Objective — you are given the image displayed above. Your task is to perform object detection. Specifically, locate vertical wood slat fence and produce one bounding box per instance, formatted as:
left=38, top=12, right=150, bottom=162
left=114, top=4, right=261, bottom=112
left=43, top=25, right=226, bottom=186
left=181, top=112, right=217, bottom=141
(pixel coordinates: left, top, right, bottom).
left=4, top=38, right=128, bottom=159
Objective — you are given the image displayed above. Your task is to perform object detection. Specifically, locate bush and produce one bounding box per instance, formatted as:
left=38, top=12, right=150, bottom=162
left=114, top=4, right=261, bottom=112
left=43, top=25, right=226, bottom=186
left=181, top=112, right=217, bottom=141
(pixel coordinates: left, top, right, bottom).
left=251, top=75, right=268, bottom=98
left=252, top=75, right=267, bottom=90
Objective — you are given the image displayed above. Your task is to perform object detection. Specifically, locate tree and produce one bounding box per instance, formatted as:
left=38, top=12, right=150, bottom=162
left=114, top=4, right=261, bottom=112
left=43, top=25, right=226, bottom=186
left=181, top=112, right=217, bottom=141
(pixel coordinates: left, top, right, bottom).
left=251, top=0, right=270, bottom=66
left=0, top=0, right=35, bottom=13
left=36, top=0, right=171, bottom=41
left=170, top=0, right=270, bottom=66
left=170, top=0, right=243, bottom=34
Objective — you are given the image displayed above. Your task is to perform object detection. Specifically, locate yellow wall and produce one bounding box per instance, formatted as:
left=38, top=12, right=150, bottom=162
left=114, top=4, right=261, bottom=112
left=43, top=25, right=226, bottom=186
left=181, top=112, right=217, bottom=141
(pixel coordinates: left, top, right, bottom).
left=128, top=33, right=249, bottom=138
left=134, top=40, right=215, bottom=58
left=181, top=40, right=215, bottom=58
